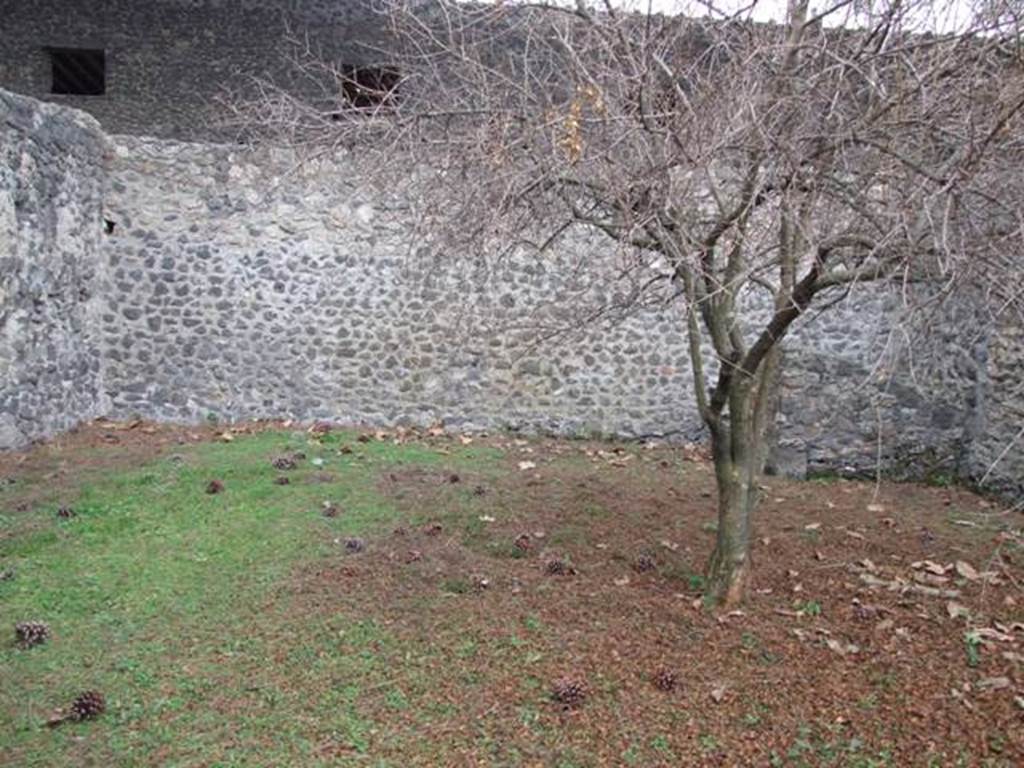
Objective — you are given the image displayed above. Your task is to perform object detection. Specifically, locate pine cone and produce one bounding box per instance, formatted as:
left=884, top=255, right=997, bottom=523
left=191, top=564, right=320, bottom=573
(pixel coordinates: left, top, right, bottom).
left=15, top=620, right=50, bottom=648
left=652, top=668, right=678, bottom=692
left=634, top=553, right=657, bottom=573
left=344, top=537, right=365, bottom=554
left=321, top=501, right=341, bottom=517
left=69, top=690, right=105, bottom=721
left=272, top=456, right=298, bottom=471
left=551, top=677, right=587, bottom=709
left=513, top=533, right=532, bottom=551
left=273, top=476, right=290, bottom=486
left=544, top=557, right=576, bottom=576
left=56, top=506, right=76, bottom=519
left=851, top=601, right=881, bottom=621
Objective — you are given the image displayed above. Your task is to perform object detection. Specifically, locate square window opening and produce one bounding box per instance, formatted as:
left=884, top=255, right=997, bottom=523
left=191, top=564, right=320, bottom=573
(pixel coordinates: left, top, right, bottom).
left=48, top=48, right=106, bottom=96
left=340, top=66, right=400, bottom=110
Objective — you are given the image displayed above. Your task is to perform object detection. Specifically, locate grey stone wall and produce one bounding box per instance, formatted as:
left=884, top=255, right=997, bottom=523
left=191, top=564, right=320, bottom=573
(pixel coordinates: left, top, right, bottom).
left=0, top=0, right=384, bottom=139
left=98, top=134, right=986, bottom=483
left=0, top=89, right=108, bottom=448
left=778, top=296, right=984, bottom=480
left=967, top=316, right=1024, bottom=498
left=98, top=136, right=699, bottom=437
left=1, top=85, right=1020, bottom=498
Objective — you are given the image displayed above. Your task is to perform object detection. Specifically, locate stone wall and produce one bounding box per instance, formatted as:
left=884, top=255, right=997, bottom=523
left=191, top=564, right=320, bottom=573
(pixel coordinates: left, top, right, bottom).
left=0, top=0, right=384, bottom=139
left=779, top=296, right=984, bottom=479
left=98, top=134, right=984, bottom=481
left=0, top=89, right=108, bottom=449
left=1, top=85, right=1020, bottom=498
left=967, top=316, right=1024, bottom=498
left=99, top=136, right=700, bottom=437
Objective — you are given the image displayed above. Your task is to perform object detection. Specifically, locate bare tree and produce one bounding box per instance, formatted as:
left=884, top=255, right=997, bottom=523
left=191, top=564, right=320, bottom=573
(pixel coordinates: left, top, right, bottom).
left=237, top=0, right=1024, bottom=605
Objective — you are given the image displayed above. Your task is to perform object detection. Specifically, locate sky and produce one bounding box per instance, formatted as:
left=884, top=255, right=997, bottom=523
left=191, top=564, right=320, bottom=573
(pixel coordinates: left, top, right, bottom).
left=571, top=0, right=984, bottom=32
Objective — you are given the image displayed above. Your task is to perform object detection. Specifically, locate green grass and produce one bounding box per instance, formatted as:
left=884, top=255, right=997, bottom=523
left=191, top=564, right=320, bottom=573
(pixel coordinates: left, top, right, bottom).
left=0, top=430, right=497, bottom=766
left=1, top=430, right=1010, bottom=766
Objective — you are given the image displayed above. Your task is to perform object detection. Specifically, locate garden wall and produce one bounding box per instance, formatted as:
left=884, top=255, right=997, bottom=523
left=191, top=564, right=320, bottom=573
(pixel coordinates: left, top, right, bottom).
left=0, top=90, right=109, bottom=448
left=98, top=132, right=982, bottom=481
left=2, top=87, right=1020, bottom=496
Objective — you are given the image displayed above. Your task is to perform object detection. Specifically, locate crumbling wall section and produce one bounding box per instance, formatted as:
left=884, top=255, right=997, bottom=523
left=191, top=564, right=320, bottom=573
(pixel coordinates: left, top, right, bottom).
left=0, top=90, right=108, bottom=448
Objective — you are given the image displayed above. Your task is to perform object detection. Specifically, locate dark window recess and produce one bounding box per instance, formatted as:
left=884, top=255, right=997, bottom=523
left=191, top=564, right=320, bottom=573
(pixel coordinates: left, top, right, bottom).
left=48, top=48, right=106, bottom=95
left=340, top=66, right=399, bottom=109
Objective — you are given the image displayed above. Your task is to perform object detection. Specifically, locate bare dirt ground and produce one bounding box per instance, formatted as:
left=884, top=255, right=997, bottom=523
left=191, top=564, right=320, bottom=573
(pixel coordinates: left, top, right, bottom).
left=293, top=434, right=1024, bottom=765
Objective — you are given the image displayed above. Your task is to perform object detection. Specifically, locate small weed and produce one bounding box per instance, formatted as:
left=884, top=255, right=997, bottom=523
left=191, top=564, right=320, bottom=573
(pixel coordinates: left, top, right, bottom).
left=651, top=734, right=674, bottom=756
left=871, top=671, right=897, bottom=690
left=857, top=692, right=879, bottom=710
left=523, top=614, right=544, bottom=633
left=924, top=471, right=955, bottom=488
left=698, top=733, right=720, bottom=753
left=384, top=688, right=409, bottom=710
left=741, top=703, right=770, bottom=729
left=739, top=631, right=779, bottom=665
left=779, top=723, right=896, bottom=767
left=743, top=711, right=763, bottom=728
left=456, top=640, right=478, bottom=659
left=440, top=577, right=473, bottom=595
left=517, top=705, right=541, bottom=728
left=988, top=733, right=1006, bottom=754
left=800, top=527, right=822, bottom=543
left=795, top=600, right=822, bottom=617
left=700, top=521, right=718, bottom=534
left=487, top=541, right=529, bottom=559
left=965, top=630, right=982, bottom=667
left=662, top=563, right=704, bottom=591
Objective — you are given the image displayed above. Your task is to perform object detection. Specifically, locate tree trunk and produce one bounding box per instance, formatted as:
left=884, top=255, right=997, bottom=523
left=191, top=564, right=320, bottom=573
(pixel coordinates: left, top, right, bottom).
left=705, top=383, right=764, bottom=607
left=705, top=448, right=757, bottom=606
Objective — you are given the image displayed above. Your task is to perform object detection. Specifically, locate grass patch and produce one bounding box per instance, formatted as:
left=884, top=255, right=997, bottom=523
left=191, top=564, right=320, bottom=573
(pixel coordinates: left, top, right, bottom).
left=0, top=430, right=494, bottom=765
left=1, top=426, right=1015, bottom=766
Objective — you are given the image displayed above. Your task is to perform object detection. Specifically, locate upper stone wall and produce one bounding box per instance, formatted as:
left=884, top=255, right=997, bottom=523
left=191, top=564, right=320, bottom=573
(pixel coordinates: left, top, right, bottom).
left=0, top=0, right=384, bottom=139
left=0, top=89, right=108, bottom=448
left=98, top=133, right=984, bottom=484
left=1, top=86, right=1018, bottom=497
